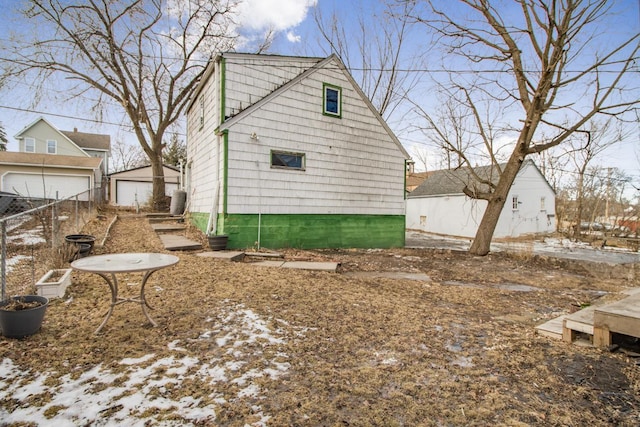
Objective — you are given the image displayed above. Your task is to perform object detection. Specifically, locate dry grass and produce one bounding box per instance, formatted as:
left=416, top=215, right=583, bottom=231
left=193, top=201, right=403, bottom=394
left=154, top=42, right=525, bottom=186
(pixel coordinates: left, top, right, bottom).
left=1, top=212, right=639, bottom=426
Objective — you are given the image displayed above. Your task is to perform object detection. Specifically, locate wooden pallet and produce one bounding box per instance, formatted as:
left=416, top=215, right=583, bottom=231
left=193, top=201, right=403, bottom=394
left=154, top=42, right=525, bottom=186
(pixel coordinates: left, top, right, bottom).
left=593, top=293, right=640, bottom=347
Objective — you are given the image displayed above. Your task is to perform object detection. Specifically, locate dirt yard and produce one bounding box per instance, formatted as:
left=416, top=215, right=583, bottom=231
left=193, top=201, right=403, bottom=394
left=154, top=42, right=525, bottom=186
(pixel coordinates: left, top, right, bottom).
left=1, top=213, right=639, bottom=426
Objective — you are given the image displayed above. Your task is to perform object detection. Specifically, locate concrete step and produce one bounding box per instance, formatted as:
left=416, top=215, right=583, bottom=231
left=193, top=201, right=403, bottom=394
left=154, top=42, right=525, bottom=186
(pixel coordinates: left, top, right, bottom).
left=158, top=234, right=202, bottom=251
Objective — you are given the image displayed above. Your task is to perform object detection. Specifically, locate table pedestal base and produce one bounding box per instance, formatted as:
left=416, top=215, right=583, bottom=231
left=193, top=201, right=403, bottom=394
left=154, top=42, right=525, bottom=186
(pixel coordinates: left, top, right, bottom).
left=93, top=268, right=160, bottom=334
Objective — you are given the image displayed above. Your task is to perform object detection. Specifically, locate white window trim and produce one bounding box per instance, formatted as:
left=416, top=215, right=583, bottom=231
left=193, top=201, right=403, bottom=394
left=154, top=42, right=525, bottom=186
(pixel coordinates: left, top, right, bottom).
left=25, top=137, right=35, bottom=153
left=512, top=195, right=519, bottom=211
left=323, top=83, right=342, bottom=118
left=47, top=139, right=57, bottom=154
left=270, top=150, right=306, bottom=171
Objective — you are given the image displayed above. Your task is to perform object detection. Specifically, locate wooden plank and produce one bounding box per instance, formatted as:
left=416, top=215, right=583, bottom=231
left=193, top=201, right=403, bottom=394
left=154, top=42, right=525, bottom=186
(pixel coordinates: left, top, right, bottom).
left=563, top=306, right=596, bottom=336
left=590, top=294, right=640, bottom=347
left=535, top=315, right=566, bottom=340
left=594, top=295, right=640, bottom=339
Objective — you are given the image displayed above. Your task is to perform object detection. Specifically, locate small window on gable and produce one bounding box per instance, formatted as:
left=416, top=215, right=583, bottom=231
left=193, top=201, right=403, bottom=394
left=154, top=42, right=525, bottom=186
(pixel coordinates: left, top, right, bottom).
left=512, top=196, right=519, bottom=210
left=540, top=196, right=546, bottom=211
left=271, top=150, right=305, bottom=171
left=47, top=139, right=57, bottom=154
left=25, top=137, right=35, bottom=153
left=323, top=83, right=341, bottom=118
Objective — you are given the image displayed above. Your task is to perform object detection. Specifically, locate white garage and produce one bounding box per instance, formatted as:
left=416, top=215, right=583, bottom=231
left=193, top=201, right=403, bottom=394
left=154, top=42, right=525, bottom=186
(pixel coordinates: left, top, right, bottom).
left=115, top=180, right=178, bottom=206
left=109, top=165, right=181, bottom=207
left=4, top=172, right=91, bottom=200
left=0, top=152, right=102, bottom=201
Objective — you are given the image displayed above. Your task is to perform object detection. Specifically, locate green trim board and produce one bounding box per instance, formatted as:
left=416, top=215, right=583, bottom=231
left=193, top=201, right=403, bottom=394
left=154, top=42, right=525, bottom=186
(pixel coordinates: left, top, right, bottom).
left=190, top=213, right=405, bottom=249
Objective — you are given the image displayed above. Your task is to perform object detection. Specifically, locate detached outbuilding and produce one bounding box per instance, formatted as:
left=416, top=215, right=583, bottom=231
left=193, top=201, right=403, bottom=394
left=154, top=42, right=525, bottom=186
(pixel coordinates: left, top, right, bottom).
left=406, top=160, right=556, bottom=238
left=185, top=53, right=410, bottom=249
left=108, top=165, right=181, bottom=208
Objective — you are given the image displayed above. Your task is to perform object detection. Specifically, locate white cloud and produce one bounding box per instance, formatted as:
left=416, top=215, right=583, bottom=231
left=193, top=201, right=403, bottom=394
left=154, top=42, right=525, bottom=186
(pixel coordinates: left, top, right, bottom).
left=286, top=31, right=302, bottom=43
left=236, top=0, right=317, bottom=32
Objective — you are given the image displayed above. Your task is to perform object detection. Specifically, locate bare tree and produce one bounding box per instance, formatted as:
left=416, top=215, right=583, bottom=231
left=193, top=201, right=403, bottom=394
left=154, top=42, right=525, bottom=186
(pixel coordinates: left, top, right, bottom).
left=0, top=0, right=237, bottom=210
left=411, top=0, right=639, bottom=255
left=563, top=120, right=623, bottom=237
left=110, top=139, right=147, bottom=173
left=314, top=1, right=422, bottom=119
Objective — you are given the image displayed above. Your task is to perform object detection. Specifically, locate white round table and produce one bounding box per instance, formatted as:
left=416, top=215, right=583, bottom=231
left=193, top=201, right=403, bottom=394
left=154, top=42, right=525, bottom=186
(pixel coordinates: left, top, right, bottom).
left=71, top=253, right=179, bottom=333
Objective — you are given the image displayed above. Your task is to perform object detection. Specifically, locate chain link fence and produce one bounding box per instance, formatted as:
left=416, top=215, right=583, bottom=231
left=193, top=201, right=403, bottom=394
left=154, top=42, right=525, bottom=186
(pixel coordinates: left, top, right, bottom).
left=0, top=188, right=103, bottom=300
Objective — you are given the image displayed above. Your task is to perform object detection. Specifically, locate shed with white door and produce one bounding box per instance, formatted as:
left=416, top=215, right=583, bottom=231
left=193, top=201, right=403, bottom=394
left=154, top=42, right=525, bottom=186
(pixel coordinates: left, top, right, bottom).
left=109, top=165, right=181, bottom=207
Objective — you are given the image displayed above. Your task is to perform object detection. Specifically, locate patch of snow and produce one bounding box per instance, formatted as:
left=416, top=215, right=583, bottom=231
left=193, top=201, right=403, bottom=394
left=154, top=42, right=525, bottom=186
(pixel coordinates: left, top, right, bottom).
left=0, top=303, right=308, bottom=426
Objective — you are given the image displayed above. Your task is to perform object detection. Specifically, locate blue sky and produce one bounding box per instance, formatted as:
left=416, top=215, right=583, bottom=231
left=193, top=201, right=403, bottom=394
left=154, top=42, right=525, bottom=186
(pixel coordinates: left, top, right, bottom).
left=0, top=0, right=638, bottom=194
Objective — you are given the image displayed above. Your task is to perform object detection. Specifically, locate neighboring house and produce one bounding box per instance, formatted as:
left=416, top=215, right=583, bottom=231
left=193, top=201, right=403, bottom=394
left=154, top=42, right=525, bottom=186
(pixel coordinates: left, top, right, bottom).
left=109, top=165, right=181, bottom=207
left=406, top=160, right=556, bottom=238
left=185, top=52, right=410, bottom=249
left=406, top=171, right=431, bottom=193
left=60, top=128, right=111, bottom=176
left=405, top=161, right=431, bottom=193
left=0, top=117, right=109, bottom=200
left=0, top=151, right=102, bottom=201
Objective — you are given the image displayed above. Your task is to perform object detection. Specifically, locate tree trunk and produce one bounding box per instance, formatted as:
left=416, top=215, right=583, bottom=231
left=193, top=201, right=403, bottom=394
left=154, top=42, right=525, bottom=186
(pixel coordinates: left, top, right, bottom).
left=150, top=154, right=167, bottom=212
left=468, top=156, right=524, bottom=256
left=469, top=197, right=507, bottom=256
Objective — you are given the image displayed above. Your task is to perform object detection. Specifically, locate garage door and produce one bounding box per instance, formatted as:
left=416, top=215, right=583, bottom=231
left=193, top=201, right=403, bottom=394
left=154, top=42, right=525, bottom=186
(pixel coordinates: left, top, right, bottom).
left=115, top=180, right=178, bottom=207
left=3, top=173, right=91, bottom=200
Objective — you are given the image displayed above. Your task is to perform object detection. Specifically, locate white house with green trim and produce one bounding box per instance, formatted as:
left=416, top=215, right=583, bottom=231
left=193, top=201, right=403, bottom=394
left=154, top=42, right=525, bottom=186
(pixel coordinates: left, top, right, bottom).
left=185, top=52, right=410, bottom=249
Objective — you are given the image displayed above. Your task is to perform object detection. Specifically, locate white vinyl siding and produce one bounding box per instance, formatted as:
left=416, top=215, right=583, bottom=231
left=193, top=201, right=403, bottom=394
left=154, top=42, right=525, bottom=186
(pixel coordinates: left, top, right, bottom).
left=223, top=55, right=321, bottom=120
left=224, top=62, right=405, bottom=216
left=186, top=60, right=223, bottom=215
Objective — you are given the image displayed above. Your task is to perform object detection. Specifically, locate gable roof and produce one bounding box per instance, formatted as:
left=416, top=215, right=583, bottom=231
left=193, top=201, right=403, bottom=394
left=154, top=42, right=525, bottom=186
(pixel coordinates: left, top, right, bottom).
left=408, top=160, right=553, bottom=198
left=0, top=151, right=103, bottom=170
left=187, top=52, right=324, bottom=115
left=13, top=116, right=110, bottom=157
left=61, top=129, right=111, bottom=151
left=217, top=53, right=410, bottom=159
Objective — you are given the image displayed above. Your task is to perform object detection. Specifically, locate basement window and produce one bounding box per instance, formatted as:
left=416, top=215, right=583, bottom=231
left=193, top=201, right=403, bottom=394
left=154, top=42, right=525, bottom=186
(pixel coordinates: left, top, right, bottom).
left=323, top=83, right=342, bottom=118
left=271, top=150, right=305, bottom=171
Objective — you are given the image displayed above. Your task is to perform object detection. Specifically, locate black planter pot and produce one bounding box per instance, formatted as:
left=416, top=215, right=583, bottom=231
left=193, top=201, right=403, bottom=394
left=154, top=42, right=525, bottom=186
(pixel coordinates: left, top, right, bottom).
left=0, top=295, right=49, bottom=338
left=208, top=235, right=229, bottom=251
left=65, top=234, right=96, bottom=261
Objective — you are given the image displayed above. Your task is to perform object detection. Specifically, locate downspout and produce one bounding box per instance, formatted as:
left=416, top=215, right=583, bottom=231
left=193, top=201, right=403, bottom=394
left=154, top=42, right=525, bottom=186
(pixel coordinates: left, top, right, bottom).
left=218, top=56, right=228, bottom=235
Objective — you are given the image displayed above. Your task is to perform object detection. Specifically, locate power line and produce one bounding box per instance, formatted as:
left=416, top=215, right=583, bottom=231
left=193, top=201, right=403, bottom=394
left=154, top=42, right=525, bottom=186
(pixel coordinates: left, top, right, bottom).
left=0, top=105, right=125, bottom=128
left=0, top=105, right=187, bottom=138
